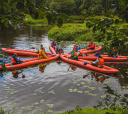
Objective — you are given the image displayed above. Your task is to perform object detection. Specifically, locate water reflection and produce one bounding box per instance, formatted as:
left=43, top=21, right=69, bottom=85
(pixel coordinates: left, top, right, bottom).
left=39, top=63, right=49, bottom=73
left=12, top=70, right=26, bottom=79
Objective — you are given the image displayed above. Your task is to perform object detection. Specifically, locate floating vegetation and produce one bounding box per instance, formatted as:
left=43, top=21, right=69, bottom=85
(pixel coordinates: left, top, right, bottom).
left=48, top=90, right=56, bottom=94
left=33, top=93, right=37, bottom=95
left=80, top=82, right=85, bottom=85
left=46, top=104, right=54, bottom=108
left=4, top=86, right=18, bottom=95
left=77, top=90, right=83, bottom=93
left=98, top=87, right=102, bottom=91
left=38, top=90, right=44, bottom=94
left=40, top=99, right=44, bottom=104
left=34, top=102, right=39, bottom=105
left=32, top=109, right=37, bottom=113
left=47, top=109, right=53, bottom=113
left=88, top=87, right=95, bottom=90
left=104, top=80, right=113, bottom=84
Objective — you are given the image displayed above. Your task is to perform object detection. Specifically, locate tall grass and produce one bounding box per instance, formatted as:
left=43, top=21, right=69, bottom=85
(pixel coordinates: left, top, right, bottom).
left=24, top=14, right=48, bottom=26
left=48, top=23, right=92, bottom=41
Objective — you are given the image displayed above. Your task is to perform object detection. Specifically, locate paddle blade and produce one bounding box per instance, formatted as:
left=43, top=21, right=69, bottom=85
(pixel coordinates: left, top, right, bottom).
left=94, top=53, right=99, bottom=56
left=84, top=62, right=88, bottom=65
left=81, top=46, right=84, bottom=49
left=95, top=51, right=99, bottom=52
left=52, top=54, right=56, bottom=56
left=114, top=56, right=116, bottom=59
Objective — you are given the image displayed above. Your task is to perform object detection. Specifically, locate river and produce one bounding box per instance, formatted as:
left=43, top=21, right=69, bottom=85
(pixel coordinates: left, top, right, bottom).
left=0, top=23, right=128, bottom=114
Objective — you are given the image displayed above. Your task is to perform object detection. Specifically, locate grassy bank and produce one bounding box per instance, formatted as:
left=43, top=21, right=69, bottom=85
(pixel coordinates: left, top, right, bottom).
left=48, top=23, right=93, bottom=41
left=1, top=106, right=128, bottom=114
left=24, top=14, right=48, bottom=26
left=58, top=107, right=128, bottom=114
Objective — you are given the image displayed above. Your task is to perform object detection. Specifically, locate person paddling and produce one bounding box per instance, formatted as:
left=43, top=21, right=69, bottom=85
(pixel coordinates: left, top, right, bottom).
left=11, top=53, right=23, bottom=65
left=38, top=46, right=48, bottom=59
left=91, top=55, right=104, bottom=68
left=69, top=50, right=78, bottom=61
left=51, top=39, right=57, bottom=49
left=56, top=46, right=64, bottom=54
left=36, top=44, right=46, bottom=53
left=87, top=40, right=95, bottom=50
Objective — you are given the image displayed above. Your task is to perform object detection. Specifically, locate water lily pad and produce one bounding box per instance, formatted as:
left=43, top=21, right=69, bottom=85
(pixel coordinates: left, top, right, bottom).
left=101, top=94, right=106, bottom=98
left=77, top=90, right=83, bottom=93
left=35, top=102, right=39, bottom=105
left=48, top=90, right=56, bottom=94
left=69, top=89, right=73, bottom=92
left=98, top=87, right=102, bottom=91
left=40, top=99, right=44, bottom=103
left=33, top=93, right=37, bottom=95
left=46, top=104, right=54, bottom=108
left=84, top=91, right=89, bottom=93
left=47, top=110, right=53, bottom=113
left=105, top=80, right=113, bottom=83
left=88, top=87, right=95, bottom=90
left=77, top=84, right=80, bottom=86
left=32, top=109, right=37, bottom=113
left=81, top=82, right=85, bottom=85
left=92, top=94, right=97, bottom=96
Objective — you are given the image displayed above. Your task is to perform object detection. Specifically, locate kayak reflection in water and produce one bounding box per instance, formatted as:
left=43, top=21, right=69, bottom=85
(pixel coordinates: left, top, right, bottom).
left=39, top=63, right=49, bottom=73
left=67, top=65, right=77, bottom=71
left=12, top=70, right=25, bottom=78
left=91, top=72, right=106, bottom=83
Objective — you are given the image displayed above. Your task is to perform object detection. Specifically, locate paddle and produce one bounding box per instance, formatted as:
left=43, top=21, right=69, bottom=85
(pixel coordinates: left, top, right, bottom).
left=94, top=53, right=100, bottom=56
left=67, top=65, right=71, bottom=72
left=114, top=56, right=116, bottom=59
left=95, top=50, right=99, bottom=53
left=84, top=62, right=88, bottom=65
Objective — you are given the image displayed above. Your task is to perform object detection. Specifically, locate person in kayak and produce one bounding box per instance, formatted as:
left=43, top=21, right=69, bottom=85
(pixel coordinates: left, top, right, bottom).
left=38, top=46, right=48, bottom=59
left=73, top=44, right=79, bottom=51
left=87, top=40, right=95, bottom=50
left=91, top=55, right=104, bottom=67
left=56, top=46, right=64, bottom=54
left=36, top=44, right=46, bottom=53
left=77, top=50, right=84, bottom=56
left=108, top=47, right=118, bottom=57
left=11, top=53, right=23, bottom=65
left=70, top=50, right=78, bottom=60
left=51, top=39, right=57, bottom=49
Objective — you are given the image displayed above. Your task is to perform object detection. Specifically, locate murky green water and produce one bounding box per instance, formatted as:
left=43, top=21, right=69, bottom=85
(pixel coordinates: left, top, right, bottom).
left=0, top=23, right=128, bottom=114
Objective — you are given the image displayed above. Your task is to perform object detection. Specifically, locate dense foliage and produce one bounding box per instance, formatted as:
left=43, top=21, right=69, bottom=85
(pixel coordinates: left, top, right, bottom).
left=1, top=0, right=128, bottom=30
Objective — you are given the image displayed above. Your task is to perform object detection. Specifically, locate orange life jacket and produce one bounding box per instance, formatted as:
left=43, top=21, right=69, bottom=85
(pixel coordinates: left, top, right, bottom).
left=79, top=50, right=83, bottom=56
left=11, top=57, right=16, bottom=64
left=98, top=58, right=104, bottom=67
left=39, top=49, right=45, bottom=57
left=58, top=49, right=63, bottom=53
left=52, top=41, right=56, bottom=46
left=113, top=49, right=117, bottom=52
left=74, top=51, right=77, bottom=56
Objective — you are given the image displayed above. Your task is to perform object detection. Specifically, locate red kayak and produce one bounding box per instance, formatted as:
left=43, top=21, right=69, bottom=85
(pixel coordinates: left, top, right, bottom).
left=60, top=54, right=119, bottom=74
left=0, top=54, right=59, bottom=70
left=77, top=54, right=128, bottom=62
left=49, top=45, right=56, bottom=54
left=79, top=46, right=102, bottom=54
left=1, top=48, right=52, bottom=57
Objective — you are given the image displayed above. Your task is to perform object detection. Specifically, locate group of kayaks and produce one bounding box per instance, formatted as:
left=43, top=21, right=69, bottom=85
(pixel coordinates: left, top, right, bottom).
left=0, top=45, right=128, bottom=74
